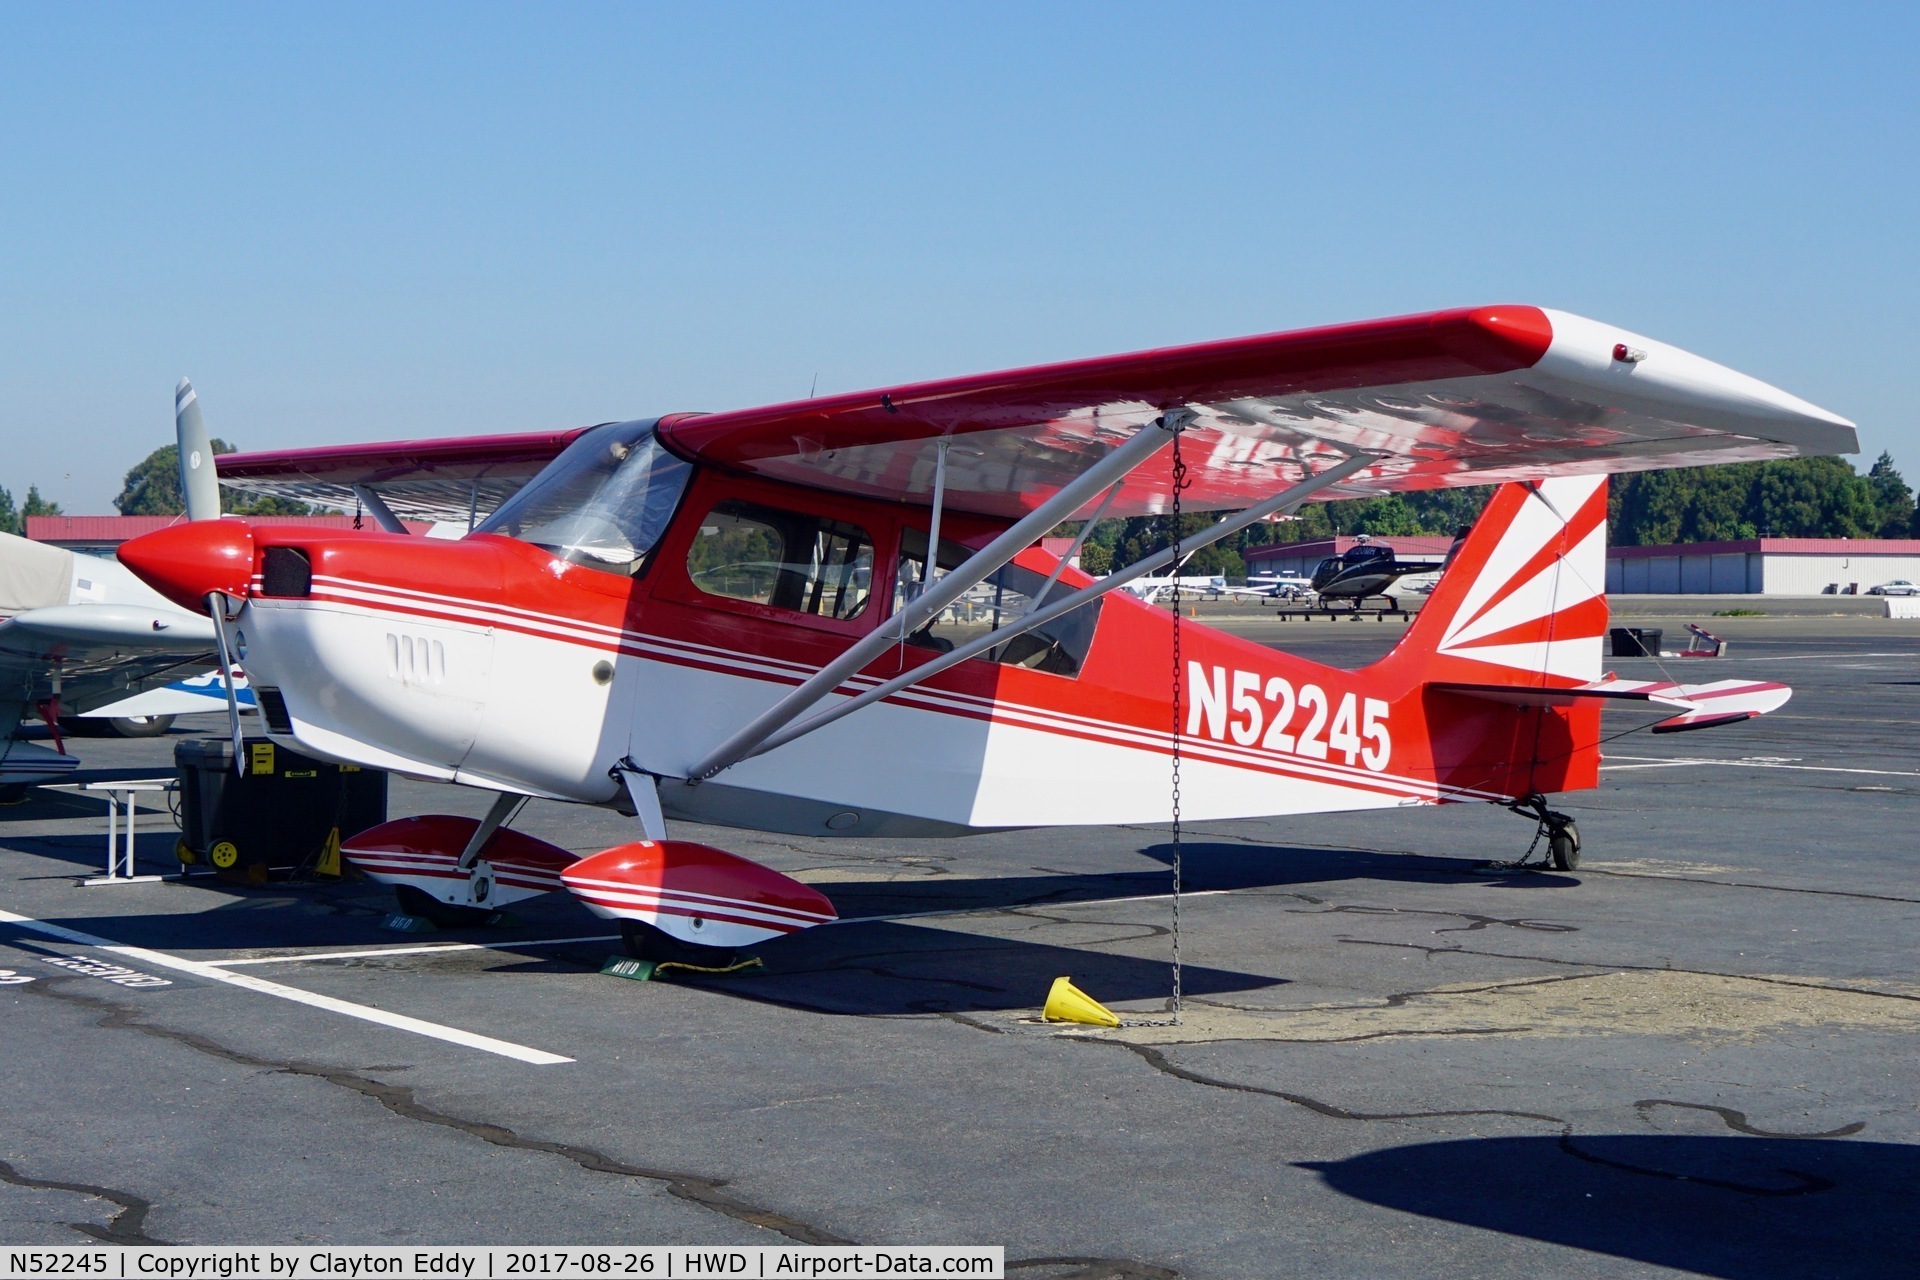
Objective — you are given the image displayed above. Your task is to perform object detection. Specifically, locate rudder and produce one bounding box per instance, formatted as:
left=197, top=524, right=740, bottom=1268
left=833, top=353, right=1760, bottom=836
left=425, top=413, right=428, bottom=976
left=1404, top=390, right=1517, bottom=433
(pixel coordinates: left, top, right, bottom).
left=1388, top=476, right=1610, bottom=689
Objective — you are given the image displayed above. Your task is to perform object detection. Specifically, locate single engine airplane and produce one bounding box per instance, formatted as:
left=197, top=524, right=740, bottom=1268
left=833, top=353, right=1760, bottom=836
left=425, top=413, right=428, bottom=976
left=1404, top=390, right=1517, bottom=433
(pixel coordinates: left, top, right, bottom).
left=119, top=306, right=1852, bottom=965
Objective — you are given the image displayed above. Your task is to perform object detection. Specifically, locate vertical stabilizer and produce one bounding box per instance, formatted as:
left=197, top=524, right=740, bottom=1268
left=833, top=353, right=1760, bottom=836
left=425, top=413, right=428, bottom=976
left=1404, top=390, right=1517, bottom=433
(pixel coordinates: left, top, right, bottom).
left=1389, top=476, right=1610, bottom=688
left=175, top=379, right=221, bottom=522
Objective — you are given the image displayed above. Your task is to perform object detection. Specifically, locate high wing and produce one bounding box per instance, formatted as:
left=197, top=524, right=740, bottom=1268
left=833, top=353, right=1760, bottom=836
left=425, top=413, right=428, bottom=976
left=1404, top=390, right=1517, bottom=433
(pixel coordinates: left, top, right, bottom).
left=216, top=428, right=587, bottom=525
left=654, top=305, right=1857, bottom=519
left=208, top=306, right=1854, bottom=527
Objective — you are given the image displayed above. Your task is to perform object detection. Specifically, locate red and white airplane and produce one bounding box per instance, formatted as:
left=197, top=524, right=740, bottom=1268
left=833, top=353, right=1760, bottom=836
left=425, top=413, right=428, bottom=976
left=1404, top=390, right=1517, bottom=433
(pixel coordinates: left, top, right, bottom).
left=117, top=306, right=1852, bottom=964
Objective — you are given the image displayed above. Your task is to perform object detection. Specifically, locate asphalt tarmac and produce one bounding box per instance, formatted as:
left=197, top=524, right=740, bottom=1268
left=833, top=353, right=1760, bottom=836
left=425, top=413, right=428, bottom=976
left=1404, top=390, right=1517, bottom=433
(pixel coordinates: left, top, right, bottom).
left=3, top=613, right=1917, bottom=1278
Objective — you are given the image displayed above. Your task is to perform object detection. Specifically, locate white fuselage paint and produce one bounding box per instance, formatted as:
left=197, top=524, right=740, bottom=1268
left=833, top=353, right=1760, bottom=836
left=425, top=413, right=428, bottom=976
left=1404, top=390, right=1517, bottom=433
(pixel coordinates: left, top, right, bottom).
left=237, top=592, right=1468, bottom=834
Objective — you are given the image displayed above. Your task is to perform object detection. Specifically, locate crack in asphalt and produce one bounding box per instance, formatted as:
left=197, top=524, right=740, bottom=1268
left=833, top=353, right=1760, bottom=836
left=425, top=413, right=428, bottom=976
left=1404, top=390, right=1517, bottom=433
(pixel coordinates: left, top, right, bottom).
left=1634, top=1098, right=1867, bottom=1140
left=1096, top=1040, right=1567, bottom=1126
left=1182, top=970, right=1592, bottom=1020
left=1283, top=903, right=1577, bottom=935
left=1337, top=937, right=1920, bottom=1002
left=0, top=1156, right=165, bottom=1245
left=24, top=980, right=849, bottom=1245
left=22, top=979, right=1181, bottom=1275
left=1091, top=1040, right=1860, bottom=1197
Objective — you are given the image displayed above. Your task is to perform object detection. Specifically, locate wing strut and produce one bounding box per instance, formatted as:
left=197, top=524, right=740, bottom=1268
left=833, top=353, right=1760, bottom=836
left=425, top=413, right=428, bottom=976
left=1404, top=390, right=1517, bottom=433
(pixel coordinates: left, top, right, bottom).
left=687, top=411, right=1195, bottom=782
left=352, top=485, right=410, bottom=535
left=740, top=449, right=1379, bottom=763
left=1028, top=480, right=1121, bottom=614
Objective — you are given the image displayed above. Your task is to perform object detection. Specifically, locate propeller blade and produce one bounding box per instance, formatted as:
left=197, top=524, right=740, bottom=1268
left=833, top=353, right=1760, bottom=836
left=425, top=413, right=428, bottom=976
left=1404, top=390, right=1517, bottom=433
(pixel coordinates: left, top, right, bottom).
left=176, top=379, right=222, bottom=522
left=206, top=593, right=245, bottom=774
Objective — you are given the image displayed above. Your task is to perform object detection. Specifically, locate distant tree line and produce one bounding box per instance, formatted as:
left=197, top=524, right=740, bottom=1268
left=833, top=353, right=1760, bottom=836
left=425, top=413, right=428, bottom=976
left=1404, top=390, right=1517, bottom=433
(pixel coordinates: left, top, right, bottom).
left=1, top=440, right=319, bottom=537
left=0, top=484, right=61, bottom=536
left=112, top=440, right=313, bottom=517
left=1070, top=453, right=1915, bottom=578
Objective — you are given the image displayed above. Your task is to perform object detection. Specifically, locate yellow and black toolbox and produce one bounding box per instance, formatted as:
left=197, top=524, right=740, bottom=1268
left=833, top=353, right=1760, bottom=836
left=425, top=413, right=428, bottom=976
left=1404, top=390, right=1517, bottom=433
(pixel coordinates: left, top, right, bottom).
left=174, top=736, right=388, bottom=881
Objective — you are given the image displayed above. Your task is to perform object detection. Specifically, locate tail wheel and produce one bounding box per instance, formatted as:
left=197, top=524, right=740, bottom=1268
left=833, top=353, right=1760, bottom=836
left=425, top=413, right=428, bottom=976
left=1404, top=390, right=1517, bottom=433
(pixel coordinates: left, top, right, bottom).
left=620, top=920, right=742, bottom=969
left=1549, top=824, right=1581, bottom=872
left=394, top=884, right=495, bottom=930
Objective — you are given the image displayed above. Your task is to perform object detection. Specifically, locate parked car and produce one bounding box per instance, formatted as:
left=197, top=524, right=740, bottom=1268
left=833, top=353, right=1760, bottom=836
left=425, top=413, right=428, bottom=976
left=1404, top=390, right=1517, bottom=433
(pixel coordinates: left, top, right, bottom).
left=1868, top=580, right=1920, bottom=596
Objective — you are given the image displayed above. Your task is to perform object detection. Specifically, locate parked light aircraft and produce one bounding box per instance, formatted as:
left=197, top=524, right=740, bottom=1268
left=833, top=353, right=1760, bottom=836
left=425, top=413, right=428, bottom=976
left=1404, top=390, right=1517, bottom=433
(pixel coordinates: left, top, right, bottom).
left=1244, top=570, right=1314, bottom=599
left=119, top=306, right=1852, bottom=964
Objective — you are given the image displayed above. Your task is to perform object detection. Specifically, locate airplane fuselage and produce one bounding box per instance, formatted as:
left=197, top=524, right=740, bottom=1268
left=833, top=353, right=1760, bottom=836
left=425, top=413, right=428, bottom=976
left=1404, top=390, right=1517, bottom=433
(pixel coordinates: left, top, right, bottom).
left=201, top=456, right=1603, bottom=840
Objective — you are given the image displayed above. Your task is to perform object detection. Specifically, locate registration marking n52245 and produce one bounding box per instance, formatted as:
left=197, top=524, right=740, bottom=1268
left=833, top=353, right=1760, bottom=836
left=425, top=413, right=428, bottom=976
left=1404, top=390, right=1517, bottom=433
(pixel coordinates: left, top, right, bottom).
left=1186, top=662, right=1391, bottom=772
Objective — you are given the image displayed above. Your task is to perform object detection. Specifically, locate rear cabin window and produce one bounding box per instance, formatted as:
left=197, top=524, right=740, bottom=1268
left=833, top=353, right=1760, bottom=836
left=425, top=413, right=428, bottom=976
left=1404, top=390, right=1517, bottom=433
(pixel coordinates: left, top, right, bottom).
left=894, top=528, right=1101, bottom=677
left=688, top=500, right=874, bottom=621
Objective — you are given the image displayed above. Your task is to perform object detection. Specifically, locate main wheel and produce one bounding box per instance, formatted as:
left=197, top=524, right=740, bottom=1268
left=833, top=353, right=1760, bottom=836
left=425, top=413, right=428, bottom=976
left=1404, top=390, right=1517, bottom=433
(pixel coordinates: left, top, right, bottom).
left=620, top=920, right=743, bottom=969
left=395, top=884, right=495, bottom=929
left=1549, top=825, right=1581, bottom=872
left=107, top=714, right=176, bottom=738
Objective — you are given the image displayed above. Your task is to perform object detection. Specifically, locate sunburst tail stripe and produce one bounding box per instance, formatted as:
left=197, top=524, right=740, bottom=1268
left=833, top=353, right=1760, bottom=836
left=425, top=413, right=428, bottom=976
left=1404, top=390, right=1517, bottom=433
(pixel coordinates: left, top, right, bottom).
left=1442, top=595, right=1611, bottom=654
left=1449, top=483, right=1608, bottom=637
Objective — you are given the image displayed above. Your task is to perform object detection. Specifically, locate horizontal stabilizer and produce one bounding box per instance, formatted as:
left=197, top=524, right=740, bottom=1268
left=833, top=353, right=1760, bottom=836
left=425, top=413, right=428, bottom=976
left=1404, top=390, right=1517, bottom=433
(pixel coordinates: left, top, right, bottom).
left=1433, top=676, right=1790, bottom=733
left=1647, top=679, right=1793, bottom=733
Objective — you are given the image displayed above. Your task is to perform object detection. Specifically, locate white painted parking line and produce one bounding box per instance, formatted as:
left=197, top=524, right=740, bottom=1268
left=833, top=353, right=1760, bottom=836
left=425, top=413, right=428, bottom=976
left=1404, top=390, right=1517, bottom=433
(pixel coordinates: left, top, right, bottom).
left=205, top=934, right=620, bottom=967
left=1736, top=652, right=1915, bottom=661
left=0, top=907, right=573, bottom=1065
left=1601, top=755, right=1920, bottom=778
left=840, top=886, right=1247, bottom=925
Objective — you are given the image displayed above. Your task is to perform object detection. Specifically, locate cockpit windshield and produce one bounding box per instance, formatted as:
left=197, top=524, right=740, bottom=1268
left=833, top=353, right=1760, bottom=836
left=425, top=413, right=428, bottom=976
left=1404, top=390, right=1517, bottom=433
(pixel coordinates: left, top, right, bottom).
left=474, top=419, right=692, bottom=575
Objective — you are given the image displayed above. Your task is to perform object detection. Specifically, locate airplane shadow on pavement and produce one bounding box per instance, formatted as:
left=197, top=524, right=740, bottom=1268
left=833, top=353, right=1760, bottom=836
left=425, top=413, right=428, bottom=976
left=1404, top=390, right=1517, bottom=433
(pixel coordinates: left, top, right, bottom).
left=3, top=830, right=1573, bottom=1016
left=1303, top=1134, right=1917, bottom=1279
left=619, top=840, right=1577, bottom=1017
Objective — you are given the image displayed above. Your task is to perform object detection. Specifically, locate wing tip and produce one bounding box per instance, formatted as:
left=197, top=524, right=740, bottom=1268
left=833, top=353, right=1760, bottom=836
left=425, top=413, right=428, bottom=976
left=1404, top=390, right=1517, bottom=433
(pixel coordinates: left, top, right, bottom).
left=1458, top=305, right=1554, bottom=370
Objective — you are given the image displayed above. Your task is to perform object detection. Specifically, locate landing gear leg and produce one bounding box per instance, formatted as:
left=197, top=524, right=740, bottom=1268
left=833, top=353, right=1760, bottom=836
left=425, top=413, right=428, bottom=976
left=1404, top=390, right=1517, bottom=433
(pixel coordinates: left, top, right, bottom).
left=1500, top=793, right=1580, bottom=871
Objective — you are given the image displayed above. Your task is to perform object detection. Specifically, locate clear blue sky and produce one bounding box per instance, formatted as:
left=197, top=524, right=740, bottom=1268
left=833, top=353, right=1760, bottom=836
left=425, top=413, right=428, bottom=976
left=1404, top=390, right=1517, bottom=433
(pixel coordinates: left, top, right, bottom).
left=3, top=3, right=1914, bottom=512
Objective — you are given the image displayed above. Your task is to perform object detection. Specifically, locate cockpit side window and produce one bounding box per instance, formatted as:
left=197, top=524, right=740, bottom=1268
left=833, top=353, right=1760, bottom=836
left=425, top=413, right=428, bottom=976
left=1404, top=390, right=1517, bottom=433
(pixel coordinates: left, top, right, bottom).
left=687, top=499, right=874, bottom=621
left=893, top=529, right=1100, bottom=678
left=475, top=420, right=692, bottom=576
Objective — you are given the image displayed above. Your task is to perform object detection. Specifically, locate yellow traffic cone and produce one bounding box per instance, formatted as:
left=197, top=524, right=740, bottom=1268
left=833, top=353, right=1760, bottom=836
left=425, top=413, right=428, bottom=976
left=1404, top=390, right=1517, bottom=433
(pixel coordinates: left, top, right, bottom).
left=1043, top=976, right=1121, bottom=1027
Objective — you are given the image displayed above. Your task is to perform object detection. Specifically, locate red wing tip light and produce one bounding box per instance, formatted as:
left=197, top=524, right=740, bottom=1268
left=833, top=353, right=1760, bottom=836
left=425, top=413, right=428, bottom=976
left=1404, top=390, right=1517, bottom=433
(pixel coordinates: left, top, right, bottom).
left=1459, top=305, right=1555, bottom=368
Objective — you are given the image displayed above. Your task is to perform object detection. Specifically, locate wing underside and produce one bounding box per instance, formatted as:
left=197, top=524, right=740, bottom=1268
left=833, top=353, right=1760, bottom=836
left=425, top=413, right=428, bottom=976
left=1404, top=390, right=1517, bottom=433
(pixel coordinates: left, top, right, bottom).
left=210, top=306, right=1855, bottom=526
left=656, top=306, right=1855, bottom=520
left=216, top=429, right=587, bottom=524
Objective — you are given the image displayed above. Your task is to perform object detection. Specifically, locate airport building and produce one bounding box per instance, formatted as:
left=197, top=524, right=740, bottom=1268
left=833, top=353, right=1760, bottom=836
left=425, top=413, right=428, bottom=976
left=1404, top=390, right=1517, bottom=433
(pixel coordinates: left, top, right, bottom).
left=1605, top=538, right=1920, bottom=595
left=1246, top=532, right=1920, bottom=596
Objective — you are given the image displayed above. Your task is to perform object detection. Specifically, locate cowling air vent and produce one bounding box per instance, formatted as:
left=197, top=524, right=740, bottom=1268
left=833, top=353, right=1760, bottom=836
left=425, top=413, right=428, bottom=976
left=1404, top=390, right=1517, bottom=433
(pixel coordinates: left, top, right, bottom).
left=260, top=546, right=312, bottom=598
left=255, top=687, right=294, bottom=735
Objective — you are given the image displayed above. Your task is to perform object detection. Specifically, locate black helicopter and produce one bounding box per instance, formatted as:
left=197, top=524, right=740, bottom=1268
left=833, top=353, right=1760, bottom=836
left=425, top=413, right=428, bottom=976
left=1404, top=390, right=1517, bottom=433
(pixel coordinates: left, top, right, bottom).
left=1308, top=530, right=1467, bottom=605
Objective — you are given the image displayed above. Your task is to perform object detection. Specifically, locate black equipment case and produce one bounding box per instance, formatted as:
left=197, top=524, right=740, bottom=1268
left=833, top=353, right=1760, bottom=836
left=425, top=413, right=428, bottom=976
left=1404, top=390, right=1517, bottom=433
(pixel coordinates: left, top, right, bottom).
left=174, top=737, right=387, bottom=881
